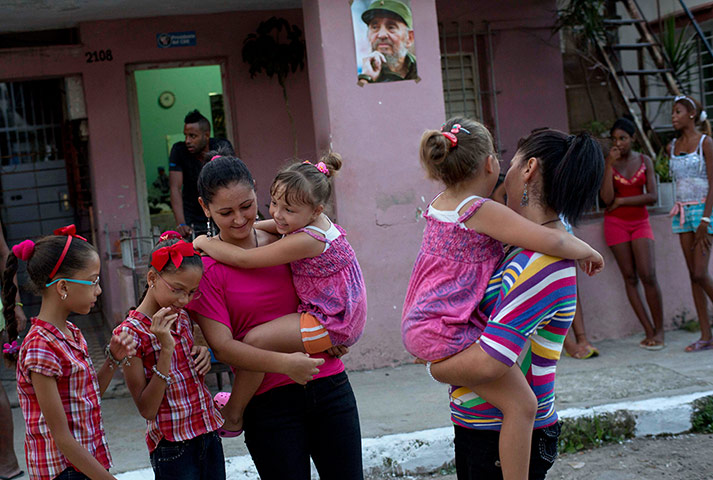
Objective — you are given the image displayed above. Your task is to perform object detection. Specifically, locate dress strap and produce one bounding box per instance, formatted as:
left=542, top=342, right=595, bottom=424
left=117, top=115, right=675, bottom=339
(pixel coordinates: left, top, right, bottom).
left=455, top=195, right=482, bottom=215
left=304, top=225, right=327, bottom=236
left=457, top=197, right=488, bottom=224
left=294, top=227, right=329, bottom=244
left=697, top=134, right=707, bottom=172
left=670, top=138, right=677, bottom=157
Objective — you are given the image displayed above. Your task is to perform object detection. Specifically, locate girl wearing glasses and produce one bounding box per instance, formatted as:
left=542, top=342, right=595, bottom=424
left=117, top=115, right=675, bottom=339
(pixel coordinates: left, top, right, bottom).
left=668, top=95, right=713, bottom=352
left=2, top=227, right=135, bottom=480
left=114, top=232, right=225, bottom=480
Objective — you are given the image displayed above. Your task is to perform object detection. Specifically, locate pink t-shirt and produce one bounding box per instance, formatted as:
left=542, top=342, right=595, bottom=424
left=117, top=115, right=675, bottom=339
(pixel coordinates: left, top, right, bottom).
left=188, top=256, right=344, bottom=396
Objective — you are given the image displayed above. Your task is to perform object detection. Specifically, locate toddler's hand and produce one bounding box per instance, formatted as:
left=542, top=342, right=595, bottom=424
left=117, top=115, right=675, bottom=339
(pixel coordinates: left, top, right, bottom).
left=191, top=345, right=212, bottom=376
left=284, top=352, right=325, bottom=385
left=151, top=307, right=177, bottom=350
left=193, top=235, right=210, bottom=253
left=326, top=345, right=349, bottom=358
left=110, top=331, right=137, bottom=363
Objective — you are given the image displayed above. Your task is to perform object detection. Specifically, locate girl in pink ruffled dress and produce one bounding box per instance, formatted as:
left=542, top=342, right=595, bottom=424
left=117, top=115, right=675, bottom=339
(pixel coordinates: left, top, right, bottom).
left=193, top=152, right=366, bottom=437
left=402, top=118, right=603, bottom=479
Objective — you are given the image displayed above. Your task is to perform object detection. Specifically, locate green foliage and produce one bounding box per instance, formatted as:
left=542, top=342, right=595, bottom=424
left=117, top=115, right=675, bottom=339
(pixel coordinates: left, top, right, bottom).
left=691, top=396, right=713, bottom=433
left=242, top=17, right=305, bottom=86
left=583, top=119, right=610, bottom=138
left=554, top=0, right=608, bottom=48
left=654, top=149, right=672, bottom=182
left=658, top=16, right=697, bottom=83
left=671, top=309, right=699, bottom=332
left=558, top=411, right=635, bottom=453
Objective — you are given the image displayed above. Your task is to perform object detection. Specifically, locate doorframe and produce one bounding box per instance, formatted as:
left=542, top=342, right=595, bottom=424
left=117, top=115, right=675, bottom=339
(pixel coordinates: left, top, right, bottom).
left=125, top=58, right=235, bottom=237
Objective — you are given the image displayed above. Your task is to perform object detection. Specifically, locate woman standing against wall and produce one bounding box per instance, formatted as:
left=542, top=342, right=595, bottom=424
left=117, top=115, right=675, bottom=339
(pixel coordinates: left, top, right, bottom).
left=668, top=95, right=713, bottom=352
left=600, top=117, right=664, bottom=350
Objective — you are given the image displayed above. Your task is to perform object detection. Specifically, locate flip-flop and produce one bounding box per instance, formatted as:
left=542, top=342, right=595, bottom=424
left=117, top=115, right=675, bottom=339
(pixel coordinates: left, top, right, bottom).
left=217, top=426, right=243, bottom=438
left=565, top=346, right=597, bottom=359
left=685, top=339, right=713, bottom=353
left=0, top=470, right=25, bottom=480
left=214, top=392, right=231, bottom=410
left=643, top=341, right=665, bottom=351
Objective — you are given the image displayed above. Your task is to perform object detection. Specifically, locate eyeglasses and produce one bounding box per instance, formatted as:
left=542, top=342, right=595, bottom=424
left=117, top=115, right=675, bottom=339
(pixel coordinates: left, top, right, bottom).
left=45, top=276, right=101, bottom=288
left=156, top=272, right=202, bottom=300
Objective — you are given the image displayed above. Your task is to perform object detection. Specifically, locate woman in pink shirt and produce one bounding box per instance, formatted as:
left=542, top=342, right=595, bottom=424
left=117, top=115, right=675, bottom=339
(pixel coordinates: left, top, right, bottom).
left=187, top=154, right=363, bottom=480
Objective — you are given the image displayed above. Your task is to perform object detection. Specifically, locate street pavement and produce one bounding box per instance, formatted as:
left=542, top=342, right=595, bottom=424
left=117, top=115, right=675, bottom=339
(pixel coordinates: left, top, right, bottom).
left=3, top=327, right=713, bottom=478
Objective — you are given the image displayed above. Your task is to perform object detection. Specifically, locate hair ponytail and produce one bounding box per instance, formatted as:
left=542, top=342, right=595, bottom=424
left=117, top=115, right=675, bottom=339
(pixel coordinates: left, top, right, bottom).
left=2, top=252, right=20, bottom=363
left=517, top=130, right=604, bottom=226
left=320, top=151, right=343, bottom=177
left=700, top=118, right=712, bottom=137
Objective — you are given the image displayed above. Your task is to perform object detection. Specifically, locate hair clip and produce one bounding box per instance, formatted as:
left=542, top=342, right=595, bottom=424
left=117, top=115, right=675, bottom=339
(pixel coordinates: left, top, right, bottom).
left=151, top=240, right=197, bottom=271
left=440, top=123, right=471, bottom=149
left=159, top=230, right=182, bottom=241
left=210, top=155, right=221, bottom=162
left=54, top=224, right=87, bottom=241
left=12, top=239, right=35, bottom=261
left=47, top=225, right=88, bottom=282
left=3, top=340, right=19, bottom=355
left=315, top=161, right=330, bottom=176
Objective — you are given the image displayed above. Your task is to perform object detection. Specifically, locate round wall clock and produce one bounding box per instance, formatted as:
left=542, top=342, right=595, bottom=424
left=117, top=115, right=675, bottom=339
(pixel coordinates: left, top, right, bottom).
left=158, top=91, right=175, bottom=109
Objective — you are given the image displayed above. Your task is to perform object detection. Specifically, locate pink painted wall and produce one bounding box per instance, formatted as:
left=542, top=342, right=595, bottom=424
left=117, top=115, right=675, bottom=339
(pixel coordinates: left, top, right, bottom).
left=574, top=213, right=698, bottom=341
left=303, top=0, right=444, bottom=370
left=436, top=0, right=568, bottom=161
left=0, top=10, right=316, bottom=324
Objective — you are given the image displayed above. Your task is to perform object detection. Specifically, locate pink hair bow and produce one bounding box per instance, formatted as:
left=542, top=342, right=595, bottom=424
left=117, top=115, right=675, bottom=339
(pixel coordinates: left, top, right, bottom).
left=315, top=161, right=330, bottom=176
left=3, top=340, right=19, bottom=355
left=159, top=230, right=182, bottom=241
left=151, top=240, right=197, bottom=271
left=54, top=224, right=87, bottom=241
left=12, top=239, right=35, bottom=261
left=440, top=123, right=471, bottom=149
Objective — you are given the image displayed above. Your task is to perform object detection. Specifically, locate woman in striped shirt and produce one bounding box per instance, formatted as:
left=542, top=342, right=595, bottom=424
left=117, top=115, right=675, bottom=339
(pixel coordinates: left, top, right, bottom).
left=429, top=130, right=605, bottom=480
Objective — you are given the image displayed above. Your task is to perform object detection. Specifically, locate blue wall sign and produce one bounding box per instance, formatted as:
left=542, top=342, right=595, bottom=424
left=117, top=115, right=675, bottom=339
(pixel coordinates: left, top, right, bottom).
left=157, top=31, right=197, bottom=48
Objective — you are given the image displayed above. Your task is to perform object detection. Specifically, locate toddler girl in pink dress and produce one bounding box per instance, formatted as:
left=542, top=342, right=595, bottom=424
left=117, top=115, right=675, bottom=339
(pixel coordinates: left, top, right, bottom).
left=194, top=152, right=366, bottom=436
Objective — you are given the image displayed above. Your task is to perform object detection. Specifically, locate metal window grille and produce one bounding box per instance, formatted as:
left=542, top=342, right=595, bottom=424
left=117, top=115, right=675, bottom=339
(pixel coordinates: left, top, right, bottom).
left=442, top=53, right=482, bottom=120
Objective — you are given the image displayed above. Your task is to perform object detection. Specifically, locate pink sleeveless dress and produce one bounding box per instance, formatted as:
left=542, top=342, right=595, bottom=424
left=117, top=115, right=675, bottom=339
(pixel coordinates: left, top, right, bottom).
left=290, top=221, right=367, bottom=347
left=402, top=195, right=503, bottom=361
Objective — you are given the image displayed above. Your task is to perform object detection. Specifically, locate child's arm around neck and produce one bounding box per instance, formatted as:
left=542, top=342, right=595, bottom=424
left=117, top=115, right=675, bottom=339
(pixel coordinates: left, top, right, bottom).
left=194, top=231, right=325, bottom=269
left=467, top=200, right=603, bottom=274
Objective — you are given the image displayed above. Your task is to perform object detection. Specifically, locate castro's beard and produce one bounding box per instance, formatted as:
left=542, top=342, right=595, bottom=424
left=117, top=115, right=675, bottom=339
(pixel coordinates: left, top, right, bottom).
left=371, top=39, right=409, bottom=71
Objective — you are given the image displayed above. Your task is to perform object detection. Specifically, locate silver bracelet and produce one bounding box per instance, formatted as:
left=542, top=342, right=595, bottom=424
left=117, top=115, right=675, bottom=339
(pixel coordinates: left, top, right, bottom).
left=701, top=216, right=711, bottom=224
left=152, top=365, right=172, bottom=385
left=426, top=361, right=445, bottom=384
left=104, top=344, right=122, bottom=369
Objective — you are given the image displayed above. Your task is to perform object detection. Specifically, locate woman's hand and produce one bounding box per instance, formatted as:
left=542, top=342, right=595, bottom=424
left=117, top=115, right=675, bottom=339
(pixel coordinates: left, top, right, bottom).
left=109, top=331, right=137, bottom=363
left=326, top=345, right=349, bottom=358
left=693, top=222, right=712, bottom=252
left=578, top=248, right=605, bottom=276
left=606, top=146, right=620, bottom=165
left=606, top=197, right=622, bottom=212
left=191, top=345, right=212, bottom=375
left=151, top=307, right=177, bottom=351
left=283, top=352, right=325, bottom=385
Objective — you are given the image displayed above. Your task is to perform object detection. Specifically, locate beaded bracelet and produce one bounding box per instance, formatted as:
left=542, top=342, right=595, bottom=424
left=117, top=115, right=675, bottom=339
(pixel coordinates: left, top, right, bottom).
left=426, top=362, right=445, bottom=384
left=152, top=365, right=172, bottom=385
left=104, top=344, right=123, bottom=369
left=13, top=302, right=23, bottom=308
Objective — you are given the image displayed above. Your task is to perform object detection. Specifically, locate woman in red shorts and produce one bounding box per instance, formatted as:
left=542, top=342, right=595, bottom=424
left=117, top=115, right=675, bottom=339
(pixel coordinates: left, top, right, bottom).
left=600, top=117, right=665, bottom=350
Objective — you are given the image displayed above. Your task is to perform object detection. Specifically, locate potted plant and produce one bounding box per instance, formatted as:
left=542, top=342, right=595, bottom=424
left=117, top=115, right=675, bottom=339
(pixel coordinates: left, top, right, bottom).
left=242, top=17, right=306, bottom=158
left=654, top=149, right=674, bottom=208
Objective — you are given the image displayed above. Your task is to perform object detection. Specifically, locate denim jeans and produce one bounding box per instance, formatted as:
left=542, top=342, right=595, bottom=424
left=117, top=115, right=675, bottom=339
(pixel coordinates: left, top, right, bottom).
left=149, top=431, right=225, bottom=480
left=243, top=371, right=363, bottom=480
left=454, top=422, right=561, bottom=480
left=54, top=467, right=91, bottom=480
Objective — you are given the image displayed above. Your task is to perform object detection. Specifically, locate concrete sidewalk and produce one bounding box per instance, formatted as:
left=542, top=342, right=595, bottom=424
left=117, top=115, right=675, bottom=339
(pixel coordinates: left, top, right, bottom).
left=4, top=328, right=713, bottom=478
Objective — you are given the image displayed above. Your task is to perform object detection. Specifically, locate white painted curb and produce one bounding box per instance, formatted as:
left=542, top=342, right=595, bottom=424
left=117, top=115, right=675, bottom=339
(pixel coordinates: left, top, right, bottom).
left=116, top=390, right=713, bottom=480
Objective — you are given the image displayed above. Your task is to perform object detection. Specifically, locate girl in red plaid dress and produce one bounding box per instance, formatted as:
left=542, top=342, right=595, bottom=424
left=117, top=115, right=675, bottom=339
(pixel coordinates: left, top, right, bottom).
left=115, top=233, right=224, bottom=480
left=2, top=227, right=136, bottom=480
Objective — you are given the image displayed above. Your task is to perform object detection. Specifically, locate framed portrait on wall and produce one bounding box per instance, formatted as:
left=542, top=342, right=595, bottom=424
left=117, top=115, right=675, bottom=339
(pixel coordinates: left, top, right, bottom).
left=352, top=0, right=419, bottom=86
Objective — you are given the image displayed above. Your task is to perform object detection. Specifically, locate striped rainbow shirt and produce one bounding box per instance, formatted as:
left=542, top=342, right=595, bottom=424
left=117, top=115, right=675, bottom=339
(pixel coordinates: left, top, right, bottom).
left=449, top=248, right=576, bottom=431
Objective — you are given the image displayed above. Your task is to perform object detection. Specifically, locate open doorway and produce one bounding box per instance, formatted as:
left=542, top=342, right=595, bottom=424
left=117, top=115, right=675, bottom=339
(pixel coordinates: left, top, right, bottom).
left=128, top=62, right=233, bottom=236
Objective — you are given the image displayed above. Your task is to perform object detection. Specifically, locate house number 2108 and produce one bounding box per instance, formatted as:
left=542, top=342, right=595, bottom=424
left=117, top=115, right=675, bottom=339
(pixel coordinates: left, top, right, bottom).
left=85, top=50, right=113, bottom=63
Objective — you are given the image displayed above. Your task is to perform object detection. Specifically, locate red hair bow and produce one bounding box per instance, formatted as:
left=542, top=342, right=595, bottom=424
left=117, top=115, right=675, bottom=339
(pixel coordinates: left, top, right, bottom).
left=53, top=224, right=87, bottom=241
left=151, top=241, right=197, bottom=271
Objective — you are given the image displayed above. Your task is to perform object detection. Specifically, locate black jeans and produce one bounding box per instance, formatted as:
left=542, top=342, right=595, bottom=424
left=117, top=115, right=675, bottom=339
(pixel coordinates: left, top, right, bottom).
left=149, top=431, right=225, bottom=480
left=54, top=468, right=90, bottom=480
left=243, top=371, right=363, bottom=480
left=454, top=422, right=561, bottom=480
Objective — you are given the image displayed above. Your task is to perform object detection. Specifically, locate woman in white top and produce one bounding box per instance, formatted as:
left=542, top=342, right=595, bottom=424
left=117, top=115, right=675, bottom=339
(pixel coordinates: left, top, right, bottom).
left=667, top=95, right=713, bottom=352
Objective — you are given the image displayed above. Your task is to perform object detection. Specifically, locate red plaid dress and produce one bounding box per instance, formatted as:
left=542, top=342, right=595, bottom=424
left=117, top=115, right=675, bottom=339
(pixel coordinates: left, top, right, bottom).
left=115, top=309, right=223, bottom=452
left=17, top=318, right=112, bottom=480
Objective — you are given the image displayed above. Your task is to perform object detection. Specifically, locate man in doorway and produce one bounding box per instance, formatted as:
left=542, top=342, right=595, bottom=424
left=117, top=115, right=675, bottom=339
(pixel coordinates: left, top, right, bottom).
left=169, top=109, right=233, bottom=237
left=358, top=0, right=417, bottom=85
